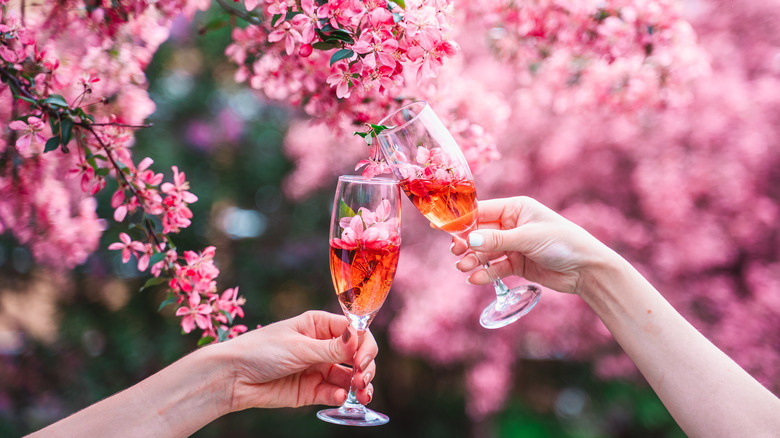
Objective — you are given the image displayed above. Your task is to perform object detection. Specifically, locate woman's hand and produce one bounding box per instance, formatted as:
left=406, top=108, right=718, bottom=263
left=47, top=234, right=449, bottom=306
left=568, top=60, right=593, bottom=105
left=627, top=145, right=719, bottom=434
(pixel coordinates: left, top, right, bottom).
left=223, top=310, right=378, bottom=411
left=451, top=196, right=616, bottom=295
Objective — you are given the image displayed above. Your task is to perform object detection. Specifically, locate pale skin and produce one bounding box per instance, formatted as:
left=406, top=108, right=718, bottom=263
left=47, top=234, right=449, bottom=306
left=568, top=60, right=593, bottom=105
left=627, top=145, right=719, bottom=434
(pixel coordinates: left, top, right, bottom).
left=26, top=310, right=378, bottom=438
left=452, top=196, right=780, bottom=438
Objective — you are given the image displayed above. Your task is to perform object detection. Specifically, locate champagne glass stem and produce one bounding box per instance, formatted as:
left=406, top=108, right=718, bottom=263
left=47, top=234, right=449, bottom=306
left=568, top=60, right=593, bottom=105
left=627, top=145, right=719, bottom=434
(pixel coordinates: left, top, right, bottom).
left=343, top=363, right=362, bottom=409
left=342, top=329, right=366, bottom=410
left=474, top=252, right=510, bottom=299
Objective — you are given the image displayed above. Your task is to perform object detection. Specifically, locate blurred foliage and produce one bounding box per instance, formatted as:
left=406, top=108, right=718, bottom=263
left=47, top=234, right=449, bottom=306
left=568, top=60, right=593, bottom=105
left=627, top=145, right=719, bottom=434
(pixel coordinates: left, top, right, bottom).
left=0, top=7, right=684, bottom=438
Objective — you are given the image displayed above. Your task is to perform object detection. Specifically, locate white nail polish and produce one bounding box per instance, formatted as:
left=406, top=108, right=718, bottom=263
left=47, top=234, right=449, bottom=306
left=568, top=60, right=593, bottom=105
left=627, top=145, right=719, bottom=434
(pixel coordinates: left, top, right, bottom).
left=469, top=233, right=484, bottom=247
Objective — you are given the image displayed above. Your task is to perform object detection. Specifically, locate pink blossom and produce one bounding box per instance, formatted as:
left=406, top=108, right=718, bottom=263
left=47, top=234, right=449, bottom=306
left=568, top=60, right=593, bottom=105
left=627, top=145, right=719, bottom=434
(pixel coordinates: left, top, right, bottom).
left=326, top=61, right=360, bottom=98
left=213, top=286, right=246, bottom=321
left=9, top=117, right=46, bottom=153
left=291, top=0, right=319, bottom=44
left=355, top=156, right=391, bottom=179
left=268, top=21, right=301, bottom=56
left=317, top=0, right=363, bottom=29
left=175, top=293, right=213, bottom=334
left=161, top=166, right=198, bottom=203
left=107, top=232, right=146, bottom=264
left=265, top=0, right=292, bottom=16
left=352, top=30, right=399, bottom=70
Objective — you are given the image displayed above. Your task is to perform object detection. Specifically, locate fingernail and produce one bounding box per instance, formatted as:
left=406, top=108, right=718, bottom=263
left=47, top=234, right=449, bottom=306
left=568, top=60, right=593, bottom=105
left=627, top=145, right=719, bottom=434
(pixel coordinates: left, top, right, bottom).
left=363, top=372, right=372, bottom=387
left=367, top=387, right=373, bottom=403
left=469, top=232, right=484, bottom=247
left=341, top=328, right=352, bottom=344
left=449, top=241, right=456, bottom=252
left=359, top=355, right=371, bottom=371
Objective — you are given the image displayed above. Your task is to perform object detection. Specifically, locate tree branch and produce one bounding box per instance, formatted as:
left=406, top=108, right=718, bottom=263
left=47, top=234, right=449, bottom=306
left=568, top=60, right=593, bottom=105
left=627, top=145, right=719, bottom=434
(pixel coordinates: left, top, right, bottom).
left=213, top=0, right=263, bottom=25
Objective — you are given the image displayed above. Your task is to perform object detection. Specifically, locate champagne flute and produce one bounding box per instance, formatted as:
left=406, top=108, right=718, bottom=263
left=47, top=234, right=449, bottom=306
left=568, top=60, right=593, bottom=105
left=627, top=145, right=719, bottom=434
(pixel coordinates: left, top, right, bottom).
left=376, top=101, right=541, bottom=329
left=316, top=175, right=401, bottom=426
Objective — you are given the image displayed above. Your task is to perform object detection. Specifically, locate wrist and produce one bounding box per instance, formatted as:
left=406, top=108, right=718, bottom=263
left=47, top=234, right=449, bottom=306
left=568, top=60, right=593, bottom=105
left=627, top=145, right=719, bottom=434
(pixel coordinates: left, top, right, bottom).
left=198, top=340, right=241, bottom=416
left=575, top=246, right=631, bottom=303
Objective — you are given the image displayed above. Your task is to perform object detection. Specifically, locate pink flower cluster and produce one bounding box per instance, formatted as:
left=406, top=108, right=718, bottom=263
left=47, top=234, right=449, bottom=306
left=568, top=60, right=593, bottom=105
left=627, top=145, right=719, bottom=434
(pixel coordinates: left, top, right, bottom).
left=225, top=0, right=459, bottom=130
left=332, top=199, right=400, bottom=250
left=466, top=0, right=710, bottom=112
left=1, top=1, right=245, bottom=342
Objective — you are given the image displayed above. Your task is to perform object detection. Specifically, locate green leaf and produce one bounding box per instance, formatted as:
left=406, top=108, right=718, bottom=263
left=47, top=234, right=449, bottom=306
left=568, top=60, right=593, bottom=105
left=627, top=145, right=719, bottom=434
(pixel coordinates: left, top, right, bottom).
left=141, top=276, right=169, bottom=292
left=368, top=123, right=390, bottom=134
left=95, top=167, right=111, bottom=177
left=43, top=94, right=69, bottom=108
left=330, top=49, right=354, bottom=66
left=389, top=0, right=405, bottom=9
left=271, top=13, right=283, bottom=27
left=157, top=293, right=179, bottom=311
left=148, top=251, right=166, bottom=267
left=61, top=117, right=73, bottom=146
left=339, top=199, right=356, bottom=219
left=221, top=310, right=234, bottom=325
left=217, top=327, right=229, bottom=342
left=44, top=137, right=60, bottom=153
left=312, top=41, right=340, bottom=50
left=325, top=30, right=354, bottom=44
left=16, top=96, right=37, bottom=104
left=198, top=336, right=215, bottom=347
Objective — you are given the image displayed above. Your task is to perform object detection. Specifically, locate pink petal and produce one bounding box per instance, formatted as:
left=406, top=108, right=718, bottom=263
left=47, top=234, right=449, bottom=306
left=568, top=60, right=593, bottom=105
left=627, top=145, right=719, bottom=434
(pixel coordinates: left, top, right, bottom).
left=119, top=232, right=132, bottom=244
left=268, top=30, right=285, bottom=43
left=138, top=157, right=154, bottom=171
left=336, top=81, right=350, bottom=99
left=114, top=205, right=128, bottom=222
left=180, top=315, right=196, bottom=334
left=8, top=120, right=27, bottom=130
left=138, top=254, right=150, bottom=272
left=15, top=134, right=31, bottom=152
left=111, top=190, right=125, bottom=208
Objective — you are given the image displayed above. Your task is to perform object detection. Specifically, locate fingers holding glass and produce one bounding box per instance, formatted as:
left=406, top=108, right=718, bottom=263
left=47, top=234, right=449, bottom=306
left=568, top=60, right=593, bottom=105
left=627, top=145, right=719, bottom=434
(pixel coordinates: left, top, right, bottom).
left=377, top=101, right=541, bottom=329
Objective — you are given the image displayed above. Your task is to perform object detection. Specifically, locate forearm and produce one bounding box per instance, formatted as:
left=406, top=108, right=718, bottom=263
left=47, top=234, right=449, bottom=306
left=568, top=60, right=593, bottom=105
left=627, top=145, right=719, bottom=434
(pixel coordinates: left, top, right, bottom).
left=26, top=343, right=234, bottom=438
left=580, top=253, right=780, bottom=438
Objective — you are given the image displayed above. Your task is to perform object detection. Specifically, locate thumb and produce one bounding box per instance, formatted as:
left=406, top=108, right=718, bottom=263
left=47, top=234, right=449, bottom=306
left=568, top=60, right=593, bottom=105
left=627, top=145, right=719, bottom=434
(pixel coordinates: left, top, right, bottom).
left=308, top=325, right=358, bottom=365
left=468, top=227, right=532, bottom=254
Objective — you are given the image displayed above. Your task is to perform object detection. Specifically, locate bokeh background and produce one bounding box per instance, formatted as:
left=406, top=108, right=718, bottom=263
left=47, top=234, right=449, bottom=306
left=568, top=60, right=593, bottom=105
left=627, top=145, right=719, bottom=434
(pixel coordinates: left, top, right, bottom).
left=3, top=0, right=780, bottom=437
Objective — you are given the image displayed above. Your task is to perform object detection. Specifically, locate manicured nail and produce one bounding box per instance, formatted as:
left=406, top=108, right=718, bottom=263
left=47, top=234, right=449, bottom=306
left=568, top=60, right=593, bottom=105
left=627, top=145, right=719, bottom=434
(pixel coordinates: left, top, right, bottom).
left=367, top=387, right=373, bottom=403
left=469, top=232, right=484, bottom=247
left=449, top=241, right=456, bottom=253
left=359, top=355, right=372, bottom=371
left=363, top=372, right=372, bottom=387
left=341, top=328, right=352, bottom=344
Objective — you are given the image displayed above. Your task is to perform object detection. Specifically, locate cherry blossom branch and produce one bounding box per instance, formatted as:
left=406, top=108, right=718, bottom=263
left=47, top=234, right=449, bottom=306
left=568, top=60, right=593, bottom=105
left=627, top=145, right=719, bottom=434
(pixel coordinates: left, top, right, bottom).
left=1, top=20, right=247, bottom=343
left=214, top=0, right=262, bottom=25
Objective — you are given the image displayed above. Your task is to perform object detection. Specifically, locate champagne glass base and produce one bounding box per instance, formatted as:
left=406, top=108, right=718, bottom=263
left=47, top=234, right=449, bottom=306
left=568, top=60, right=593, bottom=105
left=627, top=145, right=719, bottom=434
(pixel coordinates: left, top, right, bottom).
left=317, top=405, right=389, bottom=427
left=480, top=285, right=542, bottom=329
